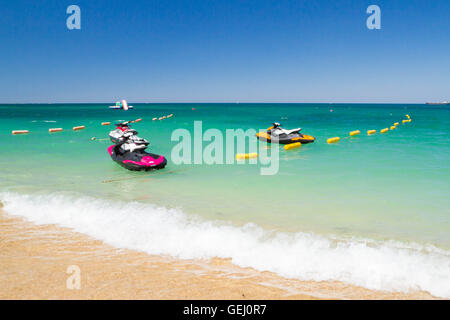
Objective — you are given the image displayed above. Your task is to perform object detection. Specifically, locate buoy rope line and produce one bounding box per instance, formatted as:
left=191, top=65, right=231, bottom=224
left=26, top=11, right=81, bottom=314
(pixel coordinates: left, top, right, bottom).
left=11, top=114, right=175, bottom=135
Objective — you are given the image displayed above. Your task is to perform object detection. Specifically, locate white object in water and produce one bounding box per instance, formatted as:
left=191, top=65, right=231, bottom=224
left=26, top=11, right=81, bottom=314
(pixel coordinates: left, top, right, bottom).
left=108, top=100, right=134, bottom=110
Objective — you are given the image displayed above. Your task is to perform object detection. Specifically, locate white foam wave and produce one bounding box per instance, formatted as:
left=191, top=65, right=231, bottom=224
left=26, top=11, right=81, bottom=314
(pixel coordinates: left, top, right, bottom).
left=1, top=192, right=449, bottom=298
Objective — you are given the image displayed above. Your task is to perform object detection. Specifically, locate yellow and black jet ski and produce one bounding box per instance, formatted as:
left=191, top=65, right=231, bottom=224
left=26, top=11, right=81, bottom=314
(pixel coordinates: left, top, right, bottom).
left=256, top=122, right=315, bottom=144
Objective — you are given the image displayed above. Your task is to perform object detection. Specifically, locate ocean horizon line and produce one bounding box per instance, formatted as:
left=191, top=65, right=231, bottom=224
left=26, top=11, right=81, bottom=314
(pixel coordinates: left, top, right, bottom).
left=0, top=101, right=435, bottom=105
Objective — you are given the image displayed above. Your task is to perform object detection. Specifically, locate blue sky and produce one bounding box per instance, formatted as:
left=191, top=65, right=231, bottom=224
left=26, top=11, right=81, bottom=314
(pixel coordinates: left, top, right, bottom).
left=0, top=0, right=449, bottom=103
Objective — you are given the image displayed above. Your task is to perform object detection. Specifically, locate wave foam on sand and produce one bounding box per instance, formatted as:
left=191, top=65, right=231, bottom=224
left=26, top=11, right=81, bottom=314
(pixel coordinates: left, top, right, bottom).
left=1, top=192, right=449, bottom=298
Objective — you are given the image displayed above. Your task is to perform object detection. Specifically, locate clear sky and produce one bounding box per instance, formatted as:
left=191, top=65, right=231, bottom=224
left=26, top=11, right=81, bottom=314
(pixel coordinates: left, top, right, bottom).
left=0, top=0, right=449, bottom=103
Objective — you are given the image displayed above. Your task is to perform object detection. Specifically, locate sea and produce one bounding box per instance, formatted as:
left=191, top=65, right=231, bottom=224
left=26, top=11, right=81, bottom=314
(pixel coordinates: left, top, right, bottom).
left=0, top=103, right=449, bottom=297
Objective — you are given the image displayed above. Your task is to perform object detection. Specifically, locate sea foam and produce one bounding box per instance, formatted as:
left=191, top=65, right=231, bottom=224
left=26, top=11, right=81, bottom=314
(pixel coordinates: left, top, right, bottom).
left=1, top=192, right=449, bottom=298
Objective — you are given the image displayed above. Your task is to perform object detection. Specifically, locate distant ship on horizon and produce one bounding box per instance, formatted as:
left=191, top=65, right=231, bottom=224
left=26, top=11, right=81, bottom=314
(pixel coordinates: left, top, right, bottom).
left=425, top=101, right=449, bottom=105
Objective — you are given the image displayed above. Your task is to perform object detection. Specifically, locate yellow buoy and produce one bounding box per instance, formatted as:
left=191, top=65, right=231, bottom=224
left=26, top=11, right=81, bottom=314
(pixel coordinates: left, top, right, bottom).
left=402, top=119, right=408, bottom=124
left=12, top=130, right=29, bottom=135
left=73, top=126, right=85, bottom=131
left=327, top=137, right=340, bottom=144
left=101, top=122, right=111, bottom=126
left=284, top=142, right=301, bottom=150
left=367, top=130, right=376, bottom=135
left=236, top=153, right=258, bottom=160
left=394, top=122, right=399, bottom=126
left=390, top=126, right=396, bottom=130
left=406, top=114, right=410, bottom=119
left=380, top=128, right=389, bottom=133
left=349, top=130, right=360, bottom=136
left=49, top=128, right=63, bottom=133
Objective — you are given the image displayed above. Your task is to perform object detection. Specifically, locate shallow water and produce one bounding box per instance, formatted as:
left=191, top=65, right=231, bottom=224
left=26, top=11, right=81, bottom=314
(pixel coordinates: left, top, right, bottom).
left=1, top=103, right=449, bottom=297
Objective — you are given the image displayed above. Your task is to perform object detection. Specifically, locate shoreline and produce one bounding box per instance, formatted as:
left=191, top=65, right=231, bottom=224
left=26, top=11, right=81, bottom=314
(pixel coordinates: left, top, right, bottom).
left=0, top=208, right=438, bottom=300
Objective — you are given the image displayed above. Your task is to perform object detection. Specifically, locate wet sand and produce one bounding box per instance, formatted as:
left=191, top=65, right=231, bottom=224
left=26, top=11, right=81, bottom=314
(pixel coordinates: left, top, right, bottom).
left=0, top=207, right=437, bottom=300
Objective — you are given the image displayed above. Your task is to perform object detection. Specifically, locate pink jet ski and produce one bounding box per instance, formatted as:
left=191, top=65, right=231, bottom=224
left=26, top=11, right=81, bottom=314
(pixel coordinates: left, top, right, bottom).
left=107, top=121, right=167, bottom=171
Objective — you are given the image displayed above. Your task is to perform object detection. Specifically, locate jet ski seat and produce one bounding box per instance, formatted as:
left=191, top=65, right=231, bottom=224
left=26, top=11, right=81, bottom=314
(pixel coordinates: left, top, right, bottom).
left=272, top=128, right=302, bottom=135
left=283, top=128, right=302, bottom=135
left=121, top=143, right=147, bottom=153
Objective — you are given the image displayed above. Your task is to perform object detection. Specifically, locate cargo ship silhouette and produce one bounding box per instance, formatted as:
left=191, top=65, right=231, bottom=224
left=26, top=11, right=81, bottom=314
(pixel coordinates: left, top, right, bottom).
left=426, top=101, right=449, bottom=105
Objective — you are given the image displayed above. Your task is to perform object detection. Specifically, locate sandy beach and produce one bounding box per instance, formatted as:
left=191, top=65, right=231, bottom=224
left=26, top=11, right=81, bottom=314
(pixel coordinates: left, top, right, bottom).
left=0, top=206, right=437, bottom=300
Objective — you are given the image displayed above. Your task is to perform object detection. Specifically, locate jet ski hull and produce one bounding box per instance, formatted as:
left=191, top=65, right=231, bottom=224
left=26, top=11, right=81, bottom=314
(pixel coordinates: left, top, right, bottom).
left=108, top=145, right=167, bottom=171
left=256, top=132, right=315, bottom=144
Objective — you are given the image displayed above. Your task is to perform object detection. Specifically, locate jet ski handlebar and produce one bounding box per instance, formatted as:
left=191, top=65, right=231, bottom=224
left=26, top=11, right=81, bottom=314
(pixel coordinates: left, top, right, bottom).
left=115, top=121, right=133, bottom=127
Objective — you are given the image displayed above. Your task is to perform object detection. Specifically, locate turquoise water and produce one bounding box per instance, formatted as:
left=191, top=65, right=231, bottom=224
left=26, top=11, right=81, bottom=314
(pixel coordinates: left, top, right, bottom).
left=1, top=103, right=449, bottom=296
